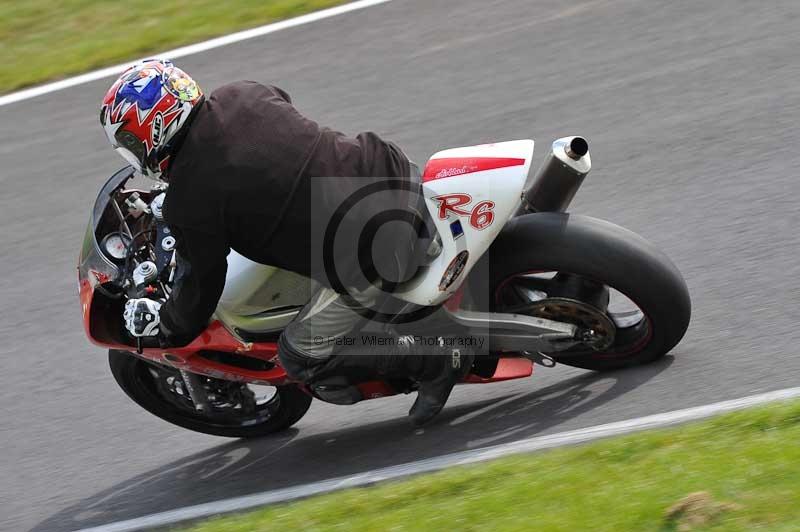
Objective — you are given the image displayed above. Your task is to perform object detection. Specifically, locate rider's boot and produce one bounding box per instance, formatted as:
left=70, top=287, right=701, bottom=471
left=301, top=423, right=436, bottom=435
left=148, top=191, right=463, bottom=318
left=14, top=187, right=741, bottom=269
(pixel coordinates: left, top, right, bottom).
left=408, top=346, right=473, bottom=426
left=320, top=337, right=474, bottom=426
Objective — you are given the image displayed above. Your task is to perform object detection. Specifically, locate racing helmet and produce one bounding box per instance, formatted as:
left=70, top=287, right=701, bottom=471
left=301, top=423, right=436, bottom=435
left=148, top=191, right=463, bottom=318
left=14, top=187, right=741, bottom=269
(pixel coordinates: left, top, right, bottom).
left=100, top=59, right=202, bottom=179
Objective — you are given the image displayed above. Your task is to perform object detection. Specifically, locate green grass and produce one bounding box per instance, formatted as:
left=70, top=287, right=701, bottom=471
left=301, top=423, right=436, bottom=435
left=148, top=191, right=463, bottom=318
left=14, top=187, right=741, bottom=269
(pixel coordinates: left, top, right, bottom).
left=179, top=400, right=800, bottom=531
left=0, top=0, right=348, bottom=93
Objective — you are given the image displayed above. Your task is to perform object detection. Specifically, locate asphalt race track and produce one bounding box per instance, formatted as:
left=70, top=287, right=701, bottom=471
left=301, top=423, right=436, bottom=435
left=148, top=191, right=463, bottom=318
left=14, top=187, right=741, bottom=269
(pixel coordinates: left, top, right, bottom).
left=2, top=1, right=800, bottom=530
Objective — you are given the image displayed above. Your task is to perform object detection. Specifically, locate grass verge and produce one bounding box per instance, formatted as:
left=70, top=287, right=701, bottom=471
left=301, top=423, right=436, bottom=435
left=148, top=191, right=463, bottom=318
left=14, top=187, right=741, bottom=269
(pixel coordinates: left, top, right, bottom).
left=0, top=0, right=348, bottom=94
left=179, top=399, right=800, bottom=531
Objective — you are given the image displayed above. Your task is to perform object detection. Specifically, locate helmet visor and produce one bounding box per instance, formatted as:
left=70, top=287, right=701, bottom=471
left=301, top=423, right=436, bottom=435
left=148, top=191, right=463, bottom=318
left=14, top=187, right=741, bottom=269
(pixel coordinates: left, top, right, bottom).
left=114, top=146, right=143, bottom=173
left=113, top=129, right=146, bottom=173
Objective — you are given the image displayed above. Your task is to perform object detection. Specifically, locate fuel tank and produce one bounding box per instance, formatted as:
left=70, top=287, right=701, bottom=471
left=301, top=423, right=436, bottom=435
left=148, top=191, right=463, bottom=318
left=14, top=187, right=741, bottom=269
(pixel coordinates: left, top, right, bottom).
left=215, top=251, right=318, bottom=335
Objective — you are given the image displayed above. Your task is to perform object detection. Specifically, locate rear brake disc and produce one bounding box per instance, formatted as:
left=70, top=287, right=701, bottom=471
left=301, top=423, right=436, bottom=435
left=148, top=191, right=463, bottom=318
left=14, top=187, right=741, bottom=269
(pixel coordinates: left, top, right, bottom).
left=525, top=297, right=616, bottom=351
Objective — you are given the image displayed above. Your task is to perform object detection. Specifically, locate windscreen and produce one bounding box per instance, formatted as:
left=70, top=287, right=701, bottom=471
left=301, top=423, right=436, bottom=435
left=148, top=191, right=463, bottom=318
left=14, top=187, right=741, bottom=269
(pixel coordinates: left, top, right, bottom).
left=78, top=166, right=136, bottom=287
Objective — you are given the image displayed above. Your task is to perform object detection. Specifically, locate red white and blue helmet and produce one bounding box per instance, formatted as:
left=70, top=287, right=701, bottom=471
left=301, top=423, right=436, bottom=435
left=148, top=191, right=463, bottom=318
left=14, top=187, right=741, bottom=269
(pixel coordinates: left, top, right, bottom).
left=100, top=59, right=202, bottom=179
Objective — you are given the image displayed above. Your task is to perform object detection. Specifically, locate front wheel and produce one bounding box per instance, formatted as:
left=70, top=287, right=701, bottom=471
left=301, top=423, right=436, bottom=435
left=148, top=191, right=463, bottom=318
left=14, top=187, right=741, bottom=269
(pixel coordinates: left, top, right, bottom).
left=109, top=350, right=312, bottom=438
left=478, top=213, right=691, bottom=371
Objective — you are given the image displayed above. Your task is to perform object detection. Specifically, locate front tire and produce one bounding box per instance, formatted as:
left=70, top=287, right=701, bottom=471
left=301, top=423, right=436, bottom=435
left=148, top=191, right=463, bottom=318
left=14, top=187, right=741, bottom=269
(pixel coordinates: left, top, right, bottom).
left=478, top=213, right=691, bottom=371
left=109, top=350, right=312, bottom=438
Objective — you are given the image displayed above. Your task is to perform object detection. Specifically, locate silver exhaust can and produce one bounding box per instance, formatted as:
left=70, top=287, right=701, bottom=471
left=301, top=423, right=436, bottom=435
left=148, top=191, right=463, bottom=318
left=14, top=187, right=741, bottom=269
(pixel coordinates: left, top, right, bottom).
left=517, top=136, right=592, bottom=214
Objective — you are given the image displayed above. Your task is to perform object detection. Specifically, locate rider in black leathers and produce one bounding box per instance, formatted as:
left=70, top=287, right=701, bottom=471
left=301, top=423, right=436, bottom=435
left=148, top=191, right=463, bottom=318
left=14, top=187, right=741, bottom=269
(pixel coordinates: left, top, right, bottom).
left=102, top=60, right=472, bottom=426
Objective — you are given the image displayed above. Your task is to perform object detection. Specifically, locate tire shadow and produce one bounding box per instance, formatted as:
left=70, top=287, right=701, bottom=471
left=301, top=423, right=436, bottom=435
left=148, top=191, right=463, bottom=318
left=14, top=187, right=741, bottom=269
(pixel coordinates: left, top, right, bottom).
left=33, top=356, right=673, bottom=532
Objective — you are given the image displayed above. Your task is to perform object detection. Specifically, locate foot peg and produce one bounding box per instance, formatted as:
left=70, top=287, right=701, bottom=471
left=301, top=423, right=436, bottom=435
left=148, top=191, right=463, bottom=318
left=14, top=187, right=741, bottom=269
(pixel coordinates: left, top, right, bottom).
left=523, top=351, right=557, bottom=368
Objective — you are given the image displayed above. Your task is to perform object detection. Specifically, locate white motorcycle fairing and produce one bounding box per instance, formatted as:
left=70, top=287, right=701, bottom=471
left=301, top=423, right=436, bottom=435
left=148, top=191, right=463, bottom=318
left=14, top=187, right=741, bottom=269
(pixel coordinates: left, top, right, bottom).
left=214, top=139, right=534, bottom=333
left=395, top=139, right=534, bottom=306
left=215, top=253, right=318, bottom=335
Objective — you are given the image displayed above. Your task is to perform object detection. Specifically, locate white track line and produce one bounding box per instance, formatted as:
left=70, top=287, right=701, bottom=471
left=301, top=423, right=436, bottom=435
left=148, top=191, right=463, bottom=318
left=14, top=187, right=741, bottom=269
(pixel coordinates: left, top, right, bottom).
left=76, top=386, right=800, bottom=532
left=0, top=0, right=393, bottom=108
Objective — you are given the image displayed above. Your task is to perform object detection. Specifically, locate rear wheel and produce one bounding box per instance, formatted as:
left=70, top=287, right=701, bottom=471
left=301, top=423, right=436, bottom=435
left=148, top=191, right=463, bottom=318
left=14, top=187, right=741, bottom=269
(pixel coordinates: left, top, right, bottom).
left=480, top=213, right=690, bottom=371
left=109, top=350, right=312, bottom=438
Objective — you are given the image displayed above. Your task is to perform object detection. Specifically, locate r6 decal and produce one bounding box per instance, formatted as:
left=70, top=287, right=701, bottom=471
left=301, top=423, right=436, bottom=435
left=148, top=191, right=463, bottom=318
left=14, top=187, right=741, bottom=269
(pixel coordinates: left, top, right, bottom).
left=469, top=200, right=495, bottom=230
left=432, top=194, right=496, bottom=230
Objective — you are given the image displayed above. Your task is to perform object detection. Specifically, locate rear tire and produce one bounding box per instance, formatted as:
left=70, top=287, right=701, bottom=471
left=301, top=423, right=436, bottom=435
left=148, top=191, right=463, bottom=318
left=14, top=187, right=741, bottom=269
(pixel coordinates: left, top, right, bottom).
left=477, top=213, right=691, bottom=371
left=109, top=350, right=312, bottom=438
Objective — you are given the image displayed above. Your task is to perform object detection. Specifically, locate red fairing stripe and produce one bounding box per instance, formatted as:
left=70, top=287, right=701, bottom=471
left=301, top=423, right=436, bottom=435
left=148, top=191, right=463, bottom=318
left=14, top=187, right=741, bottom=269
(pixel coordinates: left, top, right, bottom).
left=423, top=157, right=526, bottom=182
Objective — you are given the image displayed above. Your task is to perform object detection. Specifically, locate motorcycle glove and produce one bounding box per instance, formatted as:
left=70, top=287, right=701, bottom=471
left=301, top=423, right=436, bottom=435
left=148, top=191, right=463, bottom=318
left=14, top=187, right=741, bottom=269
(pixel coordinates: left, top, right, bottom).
left=124, top=298, right=163, bottom=337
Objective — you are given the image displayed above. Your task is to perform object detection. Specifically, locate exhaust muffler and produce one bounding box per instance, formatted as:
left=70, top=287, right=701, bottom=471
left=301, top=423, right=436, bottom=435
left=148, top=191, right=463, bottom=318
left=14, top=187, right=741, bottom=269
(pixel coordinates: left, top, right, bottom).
left=516, top=136, right=592, bottom=214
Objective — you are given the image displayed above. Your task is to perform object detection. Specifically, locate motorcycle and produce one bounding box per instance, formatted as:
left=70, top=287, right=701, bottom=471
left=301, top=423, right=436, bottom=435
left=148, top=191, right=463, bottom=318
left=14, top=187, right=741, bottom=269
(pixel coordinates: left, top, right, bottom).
left=78, top=136, right=690, bottom=437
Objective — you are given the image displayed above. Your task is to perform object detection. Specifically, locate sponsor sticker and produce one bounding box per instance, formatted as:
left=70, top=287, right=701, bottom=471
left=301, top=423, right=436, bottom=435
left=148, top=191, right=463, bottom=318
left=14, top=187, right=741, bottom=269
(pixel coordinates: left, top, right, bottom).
left=151, top=112, right=164, bottom=147
left=439, top=250, right=469, bottom=291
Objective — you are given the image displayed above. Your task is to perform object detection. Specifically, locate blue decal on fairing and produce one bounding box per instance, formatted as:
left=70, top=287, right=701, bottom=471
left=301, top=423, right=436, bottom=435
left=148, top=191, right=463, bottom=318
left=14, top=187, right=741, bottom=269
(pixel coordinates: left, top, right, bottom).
left=450, top=220, right=464, bottom=239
